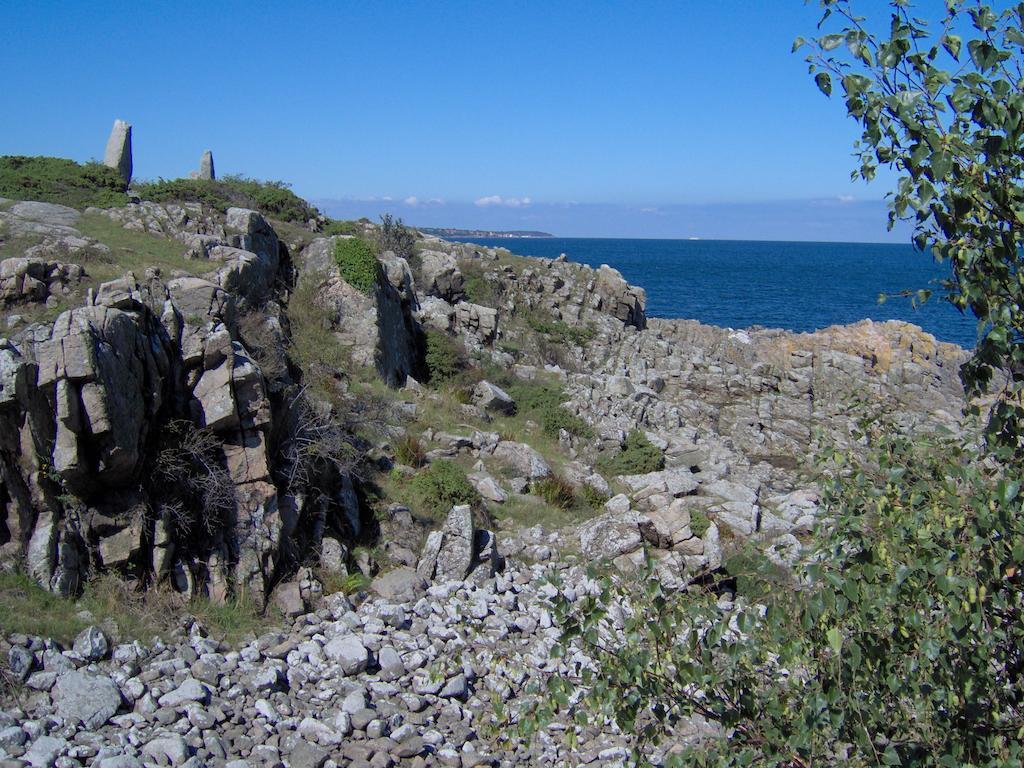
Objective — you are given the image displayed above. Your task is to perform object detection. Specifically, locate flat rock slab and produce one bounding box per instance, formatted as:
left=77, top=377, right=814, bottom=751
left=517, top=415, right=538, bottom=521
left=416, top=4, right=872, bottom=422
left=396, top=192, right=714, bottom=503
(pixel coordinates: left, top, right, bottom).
left=53, top=670, right=122, bottom=729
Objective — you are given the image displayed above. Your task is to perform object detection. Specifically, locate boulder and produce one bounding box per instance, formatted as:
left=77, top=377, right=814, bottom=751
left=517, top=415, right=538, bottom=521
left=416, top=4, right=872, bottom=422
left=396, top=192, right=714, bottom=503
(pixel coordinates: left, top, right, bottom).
left=370, top=566, right=427, bottom=602
left=323, top=635, right=369, bottom=675
left=53, top=670, right=122, bottom=729
left=419, top=250, right=464, bottom=302
left=435, top=504, right=475, bottom=582
left=578, top=511, right=642, bottom=560
left=72, top=625, right=109, bottom=661
left=472, top=380, right=515, bottom=415
left=493, top=441, right=551, bottom=480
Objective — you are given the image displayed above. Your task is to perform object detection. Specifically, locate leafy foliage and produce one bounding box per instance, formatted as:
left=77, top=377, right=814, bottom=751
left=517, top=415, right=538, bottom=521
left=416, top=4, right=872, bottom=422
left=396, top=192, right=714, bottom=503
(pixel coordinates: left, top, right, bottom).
left=409, top=460, right=478, bottom=513
left=0, top=156, right=127, bottom=208
left=504, top=379, right=594, bottom=439
left=334, top=237, right=381, bottom=295
left=133, top=175, right=319, bottom=223
left=378, top=213, right=417, bottom=260
left=424, top=330, right=465, bottom=384
left=516, top=421, right=1024, bottom=766
left=596, top=429, right=663, bottom=476
left=802, top=1, right=1024, bottom=451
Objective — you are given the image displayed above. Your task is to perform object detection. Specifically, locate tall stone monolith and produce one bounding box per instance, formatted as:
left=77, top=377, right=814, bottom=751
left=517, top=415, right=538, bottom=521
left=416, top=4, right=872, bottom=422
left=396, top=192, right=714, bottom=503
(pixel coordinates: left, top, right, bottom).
left=199, top=150, right=215, bottom=180
left=103, top=119, right=132, bottom=184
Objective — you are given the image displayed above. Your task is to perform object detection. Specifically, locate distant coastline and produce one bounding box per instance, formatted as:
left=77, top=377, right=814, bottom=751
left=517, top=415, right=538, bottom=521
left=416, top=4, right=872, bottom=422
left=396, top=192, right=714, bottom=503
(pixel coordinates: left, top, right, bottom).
left=421, top=227, right=552, bottom=239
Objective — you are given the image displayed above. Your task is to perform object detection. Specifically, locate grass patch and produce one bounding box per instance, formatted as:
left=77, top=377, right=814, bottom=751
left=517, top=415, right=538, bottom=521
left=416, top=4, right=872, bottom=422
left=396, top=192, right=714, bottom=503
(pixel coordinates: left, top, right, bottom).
left=76, top=212, right=197, bottom=280
left=459, top=260, right=504, bottom=307
left=532, top=475, right=576, bottom=510
left=525, top=312, right=596, bottom=347
left=133, top=175, right=319, bottom=223
left=319, top=570, right=371, bottom=596
left=504, top=378, right=594, bottom=439
left=0, top=156, right=127, bottom=209
left=494, top=493, right=592, bottom=531
left=0, top=571, right=277, bottom=646
left=334, top=237, right=381, bottom=295
left=394, top=433, right=426, bottom=468
left=595, top=429, right=664, bottom=476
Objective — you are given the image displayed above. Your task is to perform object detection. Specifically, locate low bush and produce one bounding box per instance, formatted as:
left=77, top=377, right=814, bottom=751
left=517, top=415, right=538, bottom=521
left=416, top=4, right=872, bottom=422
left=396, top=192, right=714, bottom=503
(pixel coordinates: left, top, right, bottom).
left=424, top=330, right=464, bottom=384
left=595, top=429, right=663, bottom=476
left=132, top=175, right=319, bottom=223
left=410, top=460, right=478, bottom=514
left=377, top=213, right=416, bottom=260
left=460, top=261, right=504, bottom=307
left=576, top=484, right=609, bottom=511
left=689, top=507, right=711, bottom=538
left=519, top=420, right=1024, bottom=767
left=532, top=475, right=576, bottom=510
left=504, top=380, right=594, bottom=439
left=0, top=156, right=127, bottom=209
left=525, top=313, right=596, bottom=348
left=323, top=218, right=361, bottom=236
left=333, top=237, right=381, bottom=295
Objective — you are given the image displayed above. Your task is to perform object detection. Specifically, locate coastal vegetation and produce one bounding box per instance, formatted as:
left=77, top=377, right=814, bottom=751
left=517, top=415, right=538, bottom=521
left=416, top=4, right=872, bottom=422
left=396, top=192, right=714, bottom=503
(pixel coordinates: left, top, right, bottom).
left=517, top=3, right=1024, bottom=765
left=0, top=156, right=127, bottom=208
left=131, top=175, right=320, bottom=223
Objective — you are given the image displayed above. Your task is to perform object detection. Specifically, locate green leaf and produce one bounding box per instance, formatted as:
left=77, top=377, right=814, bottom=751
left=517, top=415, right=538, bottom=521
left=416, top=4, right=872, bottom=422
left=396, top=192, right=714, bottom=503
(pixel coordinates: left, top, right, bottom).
left=815, top=72, right=832, bottom=97
left=792, top=36, right=807, bottom=53
left=942, top=34, right=962, bottom=60
left=821, top=33, right=844, bottom=51
left=826, top=626, right=843, bottom=655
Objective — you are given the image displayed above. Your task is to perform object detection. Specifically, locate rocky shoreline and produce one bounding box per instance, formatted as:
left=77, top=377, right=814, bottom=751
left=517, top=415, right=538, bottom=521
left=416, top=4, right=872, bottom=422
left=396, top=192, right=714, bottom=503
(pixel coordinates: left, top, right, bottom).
left=0, top=186, right=970, bottom=766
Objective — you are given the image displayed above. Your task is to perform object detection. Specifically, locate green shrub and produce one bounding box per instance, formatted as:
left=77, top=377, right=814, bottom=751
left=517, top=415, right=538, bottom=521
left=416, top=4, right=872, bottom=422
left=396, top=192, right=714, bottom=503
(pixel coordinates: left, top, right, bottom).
left=576, top=484, right=609, bottom=511
left=596, top=429, right=663, bottom=476
left=323, top=218, right=361, bottom=236
left=525, top=313, right=596, bottom=348
left=505, top=380, right=594, bottom=439
left=689, top=507, right=710, bottom=538
left=424, top=331, right=464, bottom=384
left=410, top=460, right=478, bottom=513
left=334, top=238, right=381, bottom=295
left=132, top=175, right=319, bottom=223
left=460, top=261, right=503, bottom=307
left=378, top=213, right=416, bottom=260
left=0, top=156, right=127, bottom=209
left=520, top=420, right=1024, bottom=767
left=532, top=475, right=576, bottom=510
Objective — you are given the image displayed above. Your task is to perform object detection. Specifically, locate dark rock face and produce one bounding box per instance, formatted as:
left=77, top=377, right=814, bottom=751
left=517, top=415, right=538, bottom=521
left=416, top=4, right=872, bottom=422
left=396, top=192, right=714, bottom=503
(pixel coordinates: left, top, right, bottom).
left=0, top=206, right=357, bottom=604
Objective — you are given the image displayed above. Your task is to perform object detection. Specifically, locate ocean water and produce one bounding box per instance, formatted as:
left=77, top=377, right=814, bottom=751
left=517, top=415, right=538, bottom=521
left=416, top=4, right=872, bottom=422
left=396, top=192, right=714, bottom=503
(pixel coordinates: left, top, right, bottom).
left=451, top=237, right=978, bottom=349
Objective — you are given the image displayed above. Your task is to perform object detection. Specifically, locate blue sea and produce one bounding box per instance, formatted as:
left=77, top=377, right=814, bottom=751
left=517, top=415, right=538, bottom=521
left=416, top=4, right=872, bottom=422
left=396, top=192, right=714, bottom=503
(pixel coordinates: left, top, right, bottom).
left=451, top=237, right=978, bottom=349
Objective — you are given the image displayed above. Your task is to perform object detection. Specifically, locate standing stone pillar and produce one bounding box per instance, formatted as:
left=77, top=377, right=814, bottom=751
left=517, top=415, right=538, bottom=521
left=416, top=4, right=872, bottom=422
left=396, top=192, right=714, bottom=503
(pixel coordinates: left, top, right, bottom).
left=199, top=150, right=215, bottom=180
left=102, top=119, right=133, bottom=184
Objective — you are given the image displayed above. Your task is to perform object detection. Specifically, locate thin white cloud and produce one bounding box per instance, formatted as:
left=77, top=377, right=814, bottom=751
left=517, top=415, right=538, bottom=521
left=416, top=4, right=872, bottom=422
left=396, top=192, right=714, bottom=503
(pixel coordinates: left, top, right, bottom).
left=403, top=196, right=419, bottom=206
left=474, top=195, right=532, bottom=208
left=837, top=194, right=856, bottom=204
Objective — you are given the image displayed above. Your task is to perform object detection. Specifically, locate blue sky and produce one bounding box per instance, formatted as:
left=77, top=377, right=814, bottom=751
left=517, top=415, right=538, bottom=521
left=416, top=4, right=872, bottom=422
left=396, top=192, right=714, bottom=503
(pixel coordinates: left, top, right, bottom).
left=3, top=1, right=928, bottom=240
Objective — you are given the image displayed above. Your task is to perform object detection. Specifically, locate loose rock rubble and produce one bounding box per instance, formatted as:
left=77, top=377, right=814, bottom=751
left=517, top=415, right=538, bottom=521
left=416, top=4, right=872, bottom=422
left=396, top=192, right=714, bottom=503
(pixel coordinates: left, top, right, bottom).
left=1, top=552, right=714, bottom=768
